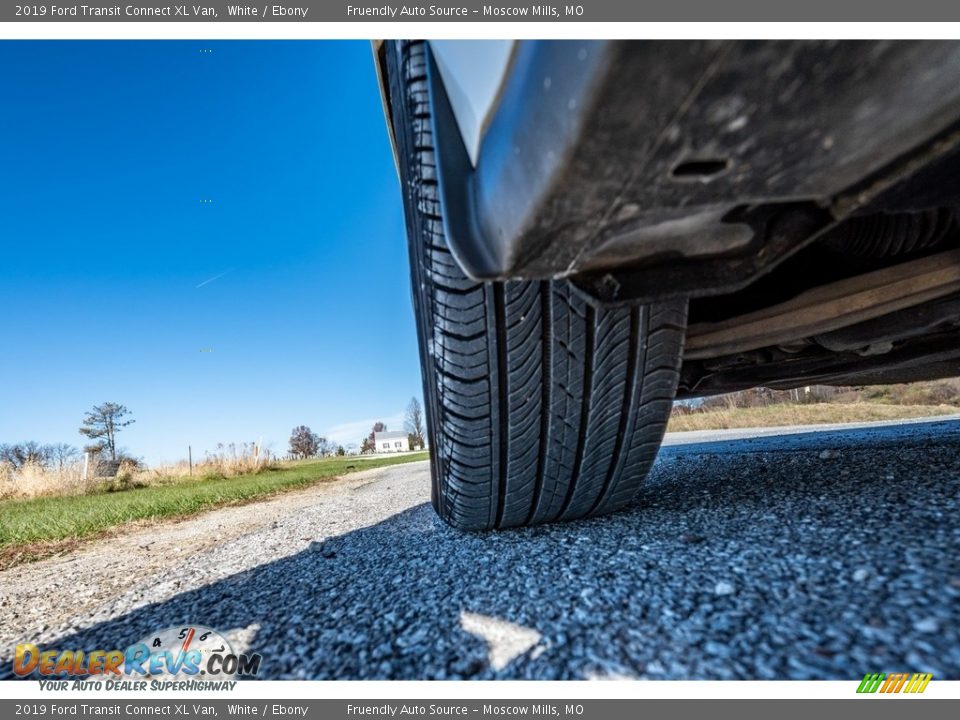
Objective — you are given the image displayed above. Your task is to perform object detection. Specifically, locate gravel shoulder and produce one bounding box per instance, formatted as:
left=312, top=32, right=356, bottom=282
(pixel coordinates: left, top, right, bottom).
left=1, top=419, right=958, bottom=680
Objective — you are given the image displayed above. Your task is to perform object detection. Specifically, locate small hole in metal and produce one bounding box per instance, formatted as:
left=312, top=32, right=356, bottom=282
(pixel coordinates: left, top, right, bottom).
left=671, top=158, right=729, bottom=179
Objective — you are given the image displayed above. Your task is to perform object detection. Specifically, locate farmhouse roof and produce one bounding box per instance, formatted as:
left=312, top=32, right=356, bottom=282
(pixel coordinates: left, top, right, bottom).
left=374, top=430, right=408, bottom=440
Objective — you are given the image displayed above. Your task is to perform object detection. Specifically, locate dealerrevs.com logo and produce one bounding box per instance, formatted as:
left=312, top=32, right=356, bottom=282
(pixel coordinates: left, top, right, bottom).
left=856, top=673, right=933, bottom=694
left=13, top=625, right=262, bottom=691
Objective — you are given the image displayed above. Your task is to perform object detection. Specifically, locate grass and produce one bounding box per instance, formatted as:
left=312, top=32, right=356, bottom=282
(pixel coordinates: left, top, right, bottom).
left=667, top=402, right=958, bottom=433
left=1, top=440, right=279, bottom=500
left=0, top=452, right=429, bottom=559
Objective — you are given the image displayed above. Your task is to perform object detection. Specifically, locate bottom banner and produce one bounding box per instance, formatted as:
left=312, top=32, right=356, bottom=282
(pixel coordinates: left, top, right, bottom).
left=0, top=700, right=956, bottom=720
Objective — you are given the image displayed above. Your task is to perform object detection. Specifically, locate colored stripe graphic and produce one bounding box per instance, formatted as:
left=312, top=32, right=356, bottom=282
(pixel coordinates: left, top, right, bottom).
left=857, top=672, right=932, bottom=693
left=885, top=673, right=908, bottom=693
left=857, top=673, right=885, bottom=693
left=905, top=673, right=933, bottom=693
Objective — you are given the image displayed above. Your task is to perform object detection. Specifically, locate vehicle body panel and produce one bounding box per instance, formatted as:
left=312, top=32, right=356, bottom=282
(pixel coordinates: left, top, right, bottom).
left=392, top=41, right=960, bottom=292
left=378, top=40, right=960, bottom=395
left=429, top=40, right=515, bottom=166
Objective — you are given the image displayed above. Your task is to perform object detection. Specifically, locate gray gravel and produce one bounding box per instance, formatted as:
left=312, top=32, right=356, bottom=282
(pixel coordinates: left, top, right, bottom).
left=2, top=418, right=959, bottom=680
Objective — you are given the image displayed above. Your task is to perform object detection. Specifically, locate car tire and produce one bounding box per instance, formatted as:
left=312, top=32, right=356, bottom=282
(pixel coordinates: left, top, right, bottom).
left=387, top=40, right=688, bottom=530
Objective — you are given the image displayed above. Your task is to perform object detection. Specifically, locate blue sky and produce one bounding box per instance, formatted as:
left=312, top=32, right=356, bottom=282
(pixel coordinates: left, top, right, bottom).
left=0, top=41, right=422, bottom=463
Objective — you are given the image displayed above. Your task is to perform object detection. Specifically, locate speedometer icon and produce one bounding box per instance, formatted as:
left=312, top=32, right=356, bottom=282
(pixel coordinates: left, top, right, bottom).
left=128, top=625, right=235, bottom=678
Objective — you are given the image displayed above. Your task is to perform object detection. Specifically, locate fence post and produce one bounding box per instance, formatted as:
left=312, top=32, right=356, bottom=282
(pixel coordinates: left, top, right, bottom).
left=82, top=451, right=89, bottom=482
left=188, top=446, right=193, bottom=476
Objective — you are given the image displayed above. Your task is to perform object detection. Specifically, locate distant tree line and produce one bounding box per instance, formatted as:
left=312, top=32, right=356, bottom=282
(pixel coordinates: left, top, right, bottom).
left=2, top=401, right=138, bottom=473
left=672, top=381, right=960, bottom=416
left=0, top=441, right=79, bottom=470
left=6, top=395, right=432, bottom=476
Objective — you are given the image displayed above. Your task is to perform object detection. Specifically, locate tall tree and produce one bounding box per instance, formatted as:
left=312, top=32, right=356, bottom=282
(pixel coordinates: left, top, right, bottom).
left=405, top=397, right=425, bottom=450
left=289, top=425, right=320, bottom=459
left=79, top=402, right=134, bottom=461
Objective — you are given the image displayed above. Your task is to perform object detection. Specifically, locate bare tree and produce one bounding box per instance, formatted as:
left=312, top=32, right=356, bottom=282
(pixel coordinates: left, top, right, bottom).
left=48, top=443, right=80, bottom=470
left=289, top=425, right=320, bottom=459
left=317, top=436, right=337, bottom=456
left=0, top=441, right=51, bottom=470
left=79, top=402, right=135, bottom=461
left=405, top=397, right=425, bottom=450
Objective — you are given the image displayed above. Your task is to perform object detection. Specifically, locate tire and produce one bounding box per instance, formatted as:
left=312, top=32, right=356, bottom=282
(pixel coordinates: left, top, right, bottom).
left=387, top=41, right=688, bottom=530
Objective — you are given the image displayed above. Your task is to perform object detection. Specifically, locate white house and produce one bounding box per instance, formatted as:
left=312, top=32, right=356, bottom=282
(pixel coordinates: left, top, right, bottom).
left=374, top=430, right=409, bottom=453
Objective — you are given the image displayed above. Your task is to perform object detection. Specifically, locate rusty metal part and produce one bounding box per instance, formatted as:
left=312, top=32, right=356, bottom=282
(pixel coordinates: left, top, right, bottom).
left=814, top=294, right=960, bottom=352
left=684, top=248, right=960, bottom=360
left=678, top=332, right=960, bottom=397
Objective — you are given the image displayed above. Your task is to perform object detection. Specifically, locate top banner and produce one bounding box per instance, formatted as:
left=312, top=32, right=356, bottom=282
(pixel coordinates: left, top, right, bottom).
left=6, top=1, right=960, bottom=22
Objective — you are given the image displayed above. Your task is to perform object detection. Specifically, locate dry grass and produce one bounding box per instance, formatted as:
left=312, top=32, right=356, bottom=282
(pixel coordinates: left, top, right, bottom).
left=667, top=402, right=958, bottom=433
left=135, top=442, right=278, bottom=485
left=0, top=460, right=91, bottom=499
left=0, top=442, right=279, bottom=500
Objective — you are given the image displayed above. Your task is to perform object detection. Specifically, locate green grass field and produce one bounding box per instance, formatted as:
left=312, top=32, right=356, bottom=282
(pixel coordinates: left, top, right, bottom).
left=0, top=452, right=429, bottom=554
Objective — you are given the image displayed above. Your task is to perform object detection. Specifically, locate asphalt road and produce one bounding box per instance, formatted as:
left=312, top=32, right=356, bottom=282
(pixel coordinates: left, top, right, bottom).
left=2, top=417, right=959, bottom=680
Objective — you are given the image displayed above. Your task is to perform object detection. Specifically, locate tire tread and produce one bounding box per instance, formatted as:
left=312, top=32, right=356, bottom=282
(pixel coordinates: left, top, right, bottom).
left=389, top=41, right=686, bottom=530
